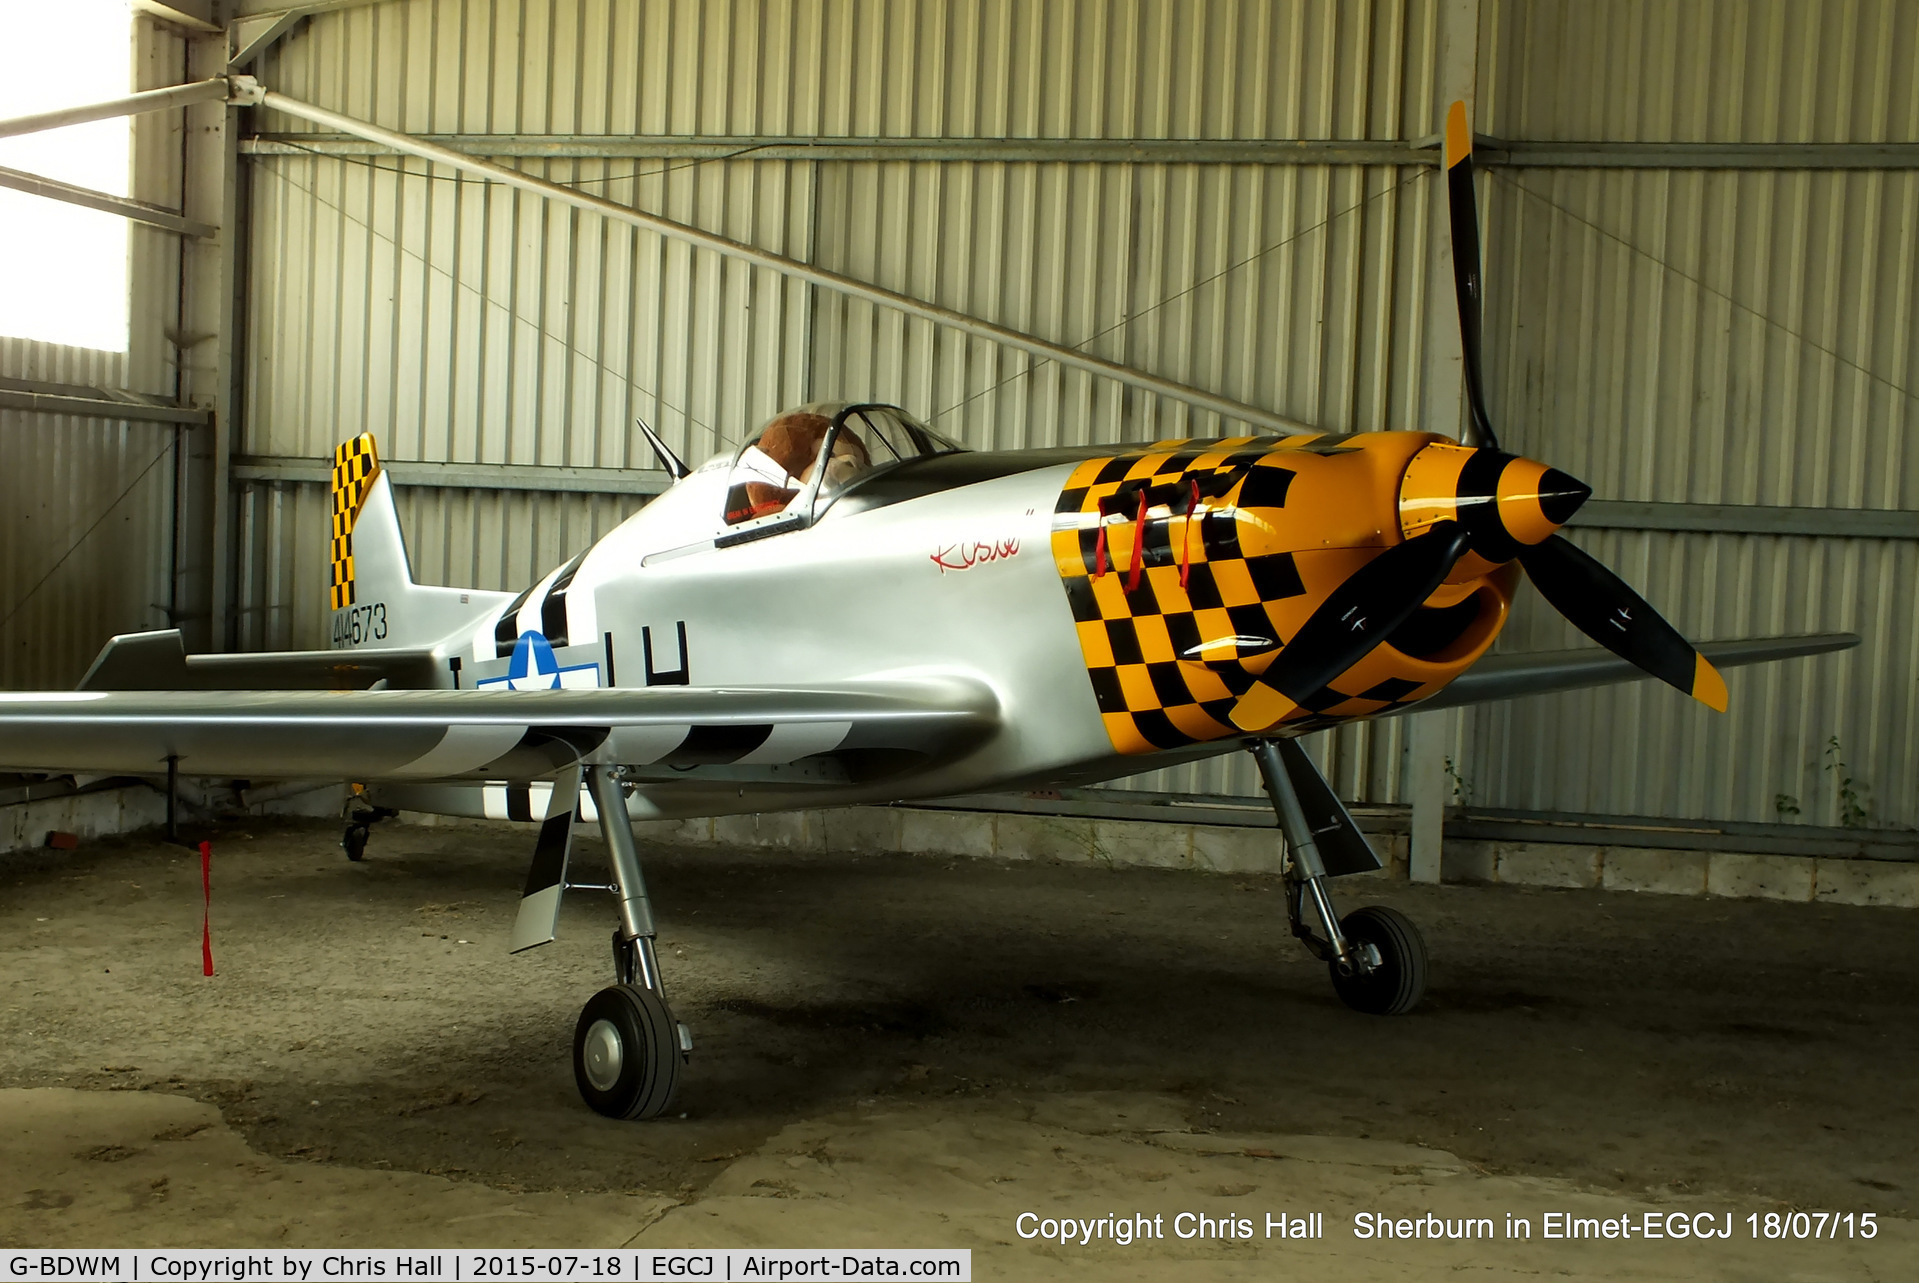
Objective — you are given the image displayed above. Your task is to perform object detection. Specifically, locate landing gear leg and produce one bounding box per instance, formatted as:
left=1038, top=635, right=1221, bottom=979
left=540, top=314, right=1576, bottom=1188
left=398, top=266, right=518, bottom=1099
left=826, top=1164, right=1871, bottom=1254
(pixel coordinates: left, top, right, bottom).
left=572, top=767, right=689, bottom=1120
left=1250, top=739, right=1427, bottom=1015
left=340, top=789, right=398, bottom=862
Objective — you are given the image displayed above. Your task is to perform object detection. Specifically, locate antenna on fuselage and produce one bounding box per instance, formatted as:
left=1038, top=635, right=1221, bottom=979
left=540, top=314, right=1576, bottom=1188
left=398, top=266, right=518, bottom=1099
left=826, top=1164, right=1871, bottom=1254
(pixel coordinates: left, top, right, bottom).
left=636, top=416, right=689, bottom=480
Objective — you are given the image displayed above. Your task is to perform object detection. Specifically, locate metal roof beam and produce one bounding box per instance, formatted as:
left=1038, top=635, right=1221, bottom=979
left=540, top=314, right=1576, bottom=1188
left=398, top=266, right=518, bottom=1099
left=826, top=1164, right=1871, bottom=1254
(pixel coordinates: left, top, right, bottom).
left=243, top=134, right=1432, bottom=166
left=1478, top=138, right=1919, bottom=170
left=242, top=134, right=1919, bottom=171
left=227, top=0, right=420, bottom=68
left=0, top=78, right=230, bottom=141
left=0, top=386, right=209, bottom=427
left=230, top=0, right=398, bottom=16
left=237, top=80, right=1312, bottom=436
left=233, top=457, right=672, bottom=495
left=132, top=0, right=222, bottom=34
left=228, top=11, right=306, bottom=69
left=0, top=163, right=216, bottom=237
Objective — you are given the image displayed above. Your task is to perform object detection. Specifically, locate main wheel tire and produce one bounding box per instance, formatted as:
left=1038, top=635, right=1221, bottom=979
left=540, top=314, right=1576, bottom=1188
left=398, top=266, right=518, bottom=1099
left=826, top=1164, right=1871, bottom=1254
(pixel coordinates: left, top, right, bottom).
left=573, top=984, right=682, bottom=1120
left=1329, top=905, right=1427, bottom=1015
left=341, top=824, right=369, bottom=862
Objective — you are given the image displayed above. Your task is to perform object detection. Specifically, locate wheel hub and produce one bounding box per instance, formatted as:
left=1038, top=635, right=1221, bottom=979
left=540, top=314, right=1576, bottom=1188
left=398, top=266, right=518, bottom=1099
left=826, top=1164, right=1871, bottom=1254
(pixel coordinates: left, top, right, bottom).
left=581, top=1017, right=625, bottom=1091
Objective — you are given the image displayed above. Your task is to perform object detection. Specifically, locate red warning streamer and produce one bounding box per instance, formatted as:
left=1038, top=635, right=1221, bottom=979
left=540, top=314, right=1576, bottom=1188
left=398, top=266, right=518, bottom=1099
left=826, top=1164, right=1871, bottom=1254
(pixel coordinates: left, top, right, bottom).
left=1124, top=490, right=1148, bottom=593
left=1092, top=497, right=1109, bottom=578
left=1180, top=478, right=1200, bottom=589
left=199, top=839, right=214, bottom=977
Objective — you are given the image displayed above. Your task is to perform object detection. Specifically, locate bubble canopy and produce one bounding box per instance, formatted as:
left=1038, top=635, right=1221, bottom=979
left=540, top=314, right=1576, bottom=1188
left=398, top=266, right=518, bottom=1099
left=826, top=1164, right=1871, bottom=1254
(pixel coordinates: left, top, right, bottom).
left=721, top=403, right=965, bottom=532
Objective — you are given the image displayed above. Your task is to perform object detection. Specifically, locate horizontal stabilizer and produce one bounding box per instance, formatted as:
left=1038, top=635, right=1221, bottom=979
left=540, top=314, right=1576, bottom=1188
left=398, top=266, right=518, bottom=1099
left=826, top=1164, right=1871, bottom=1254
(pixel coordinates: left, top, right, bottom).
left=1408, top=633, right=1859, bottom=713
left=78, top=630, right=440, bottom=692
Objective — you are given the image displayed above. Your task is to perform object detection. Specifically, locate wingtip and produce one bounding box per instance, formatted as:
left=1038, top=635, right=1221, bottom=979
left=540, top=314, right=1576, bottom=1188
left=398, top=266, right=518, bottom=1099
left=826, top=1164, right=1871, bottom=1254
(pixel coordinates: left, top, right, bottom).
left=1692, top=653, right=1729, bottom=713
left=1444, top=100, right=1472, bottom=168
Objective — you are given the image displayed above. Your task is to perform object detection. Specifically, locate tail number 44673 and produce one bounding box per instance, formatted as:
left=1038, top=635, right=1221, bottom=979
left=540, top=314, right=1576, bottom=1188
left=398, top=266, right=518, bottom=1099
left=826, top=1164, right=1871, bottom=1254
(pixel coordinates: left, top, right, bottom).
left=332, top=601, right=387, bottom=646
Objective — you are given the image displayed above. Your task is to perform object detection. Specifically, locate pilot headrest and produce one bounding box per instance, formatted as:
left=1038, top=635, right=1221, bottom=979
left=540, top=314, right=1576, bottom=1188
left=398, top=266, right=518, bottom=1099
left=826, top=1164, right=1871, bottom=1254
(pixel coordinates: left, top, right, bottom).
left=756, top=412, right=833, bottom=476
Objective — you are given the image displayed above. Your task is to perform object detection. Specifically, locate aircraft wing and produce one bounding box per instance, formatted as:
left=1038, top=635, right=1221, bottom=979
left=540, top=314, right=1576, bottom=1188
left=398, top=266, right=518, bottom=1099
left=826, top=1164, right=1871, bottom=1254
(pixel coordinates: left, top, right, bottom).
left=1407, top=633, right=1859, bottom=712
left=0, top=679, right=998, bottom=782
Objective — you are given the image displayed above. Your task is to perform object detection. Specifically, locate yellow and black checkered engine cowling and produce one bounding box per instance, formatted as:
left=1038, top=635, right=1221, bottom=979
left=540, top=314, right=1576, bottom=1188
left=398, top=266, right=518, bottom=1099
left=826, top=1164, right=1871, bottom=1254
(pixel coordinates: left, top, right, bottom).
left=1050, top=432, right=1515, bottom=754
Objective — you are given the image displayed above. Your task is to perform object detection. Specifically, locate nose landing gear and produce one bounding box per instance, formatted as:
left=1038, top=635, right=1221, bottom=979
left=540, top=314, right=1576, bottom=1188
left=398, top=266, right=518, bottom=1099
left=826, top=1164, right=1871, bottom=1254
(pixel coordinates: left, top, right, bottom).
left=1250, top=738, right=1428, bottom=1015
left=1323, top=903, right=1427, bottom=1015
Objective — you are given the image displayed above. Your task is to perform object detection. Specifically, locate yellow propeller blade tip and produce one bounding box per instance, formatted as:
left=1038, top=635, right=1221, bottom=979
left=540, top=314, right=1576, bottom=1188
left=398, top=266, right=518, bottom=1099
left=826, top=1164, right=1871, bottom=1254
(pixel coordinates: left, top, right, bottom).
left=1692, top=654, right=1729, bottom=713
left=1444, top=100, right=1472, bottom=169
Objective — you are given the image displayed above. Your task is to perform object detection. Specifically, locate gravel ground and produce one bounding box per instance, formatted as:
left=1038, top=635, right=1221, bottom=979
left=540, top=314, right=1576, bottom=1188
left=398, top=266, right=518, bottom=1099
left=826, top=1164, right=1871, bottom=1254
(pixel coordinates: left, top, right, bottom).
left=1, top=814, right=1913, bottom=1269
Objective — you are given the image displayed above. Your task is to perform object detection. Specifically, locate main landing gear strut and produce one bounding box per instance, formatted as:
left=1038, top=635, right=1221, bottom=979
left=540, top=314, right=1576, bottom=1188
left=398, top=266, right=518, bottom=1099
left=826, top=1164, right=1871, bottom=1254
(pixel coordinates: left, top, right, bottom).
left=506, top=764, right=691, bottom=1119
left=573, top=766, right=692, bottom=1119
left=340, top=789, right=398, bottom=861
left=1249, top=739, right=1427, bottom=1015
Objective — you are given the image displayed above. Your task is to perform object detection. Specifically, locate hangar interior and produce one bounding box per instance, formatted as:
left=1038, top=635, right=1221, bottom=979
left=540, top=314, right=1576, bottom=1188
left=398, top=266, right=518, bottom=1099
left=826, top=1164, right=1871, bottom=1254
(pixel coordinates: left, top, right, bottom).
left=0, top=0, right=1910, bottom=887
left=0, top=0, right=1917, bottom=1270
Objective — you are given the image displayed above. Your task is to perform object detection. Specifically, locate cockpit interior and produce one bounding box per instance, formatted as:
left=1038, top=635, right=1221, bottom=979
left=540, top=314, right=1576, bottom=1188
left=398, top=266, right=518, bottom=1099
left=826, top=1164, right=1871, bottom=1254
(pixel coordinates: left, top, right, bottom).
left=722, top=402, right=963, bottom=528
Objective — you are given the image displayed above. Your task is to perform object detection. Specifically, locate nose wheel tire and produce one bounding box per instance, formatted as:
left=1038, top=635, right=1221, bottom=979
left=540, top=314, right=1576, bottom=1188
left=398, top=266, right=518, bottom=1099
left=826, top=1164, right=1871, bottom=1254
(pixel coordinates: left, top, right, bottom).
left=573, top=984, right=682, bottom=1120
left=341, top=824, right=369, bottom=862
left=1329, top=905, right=1427, bottom=1015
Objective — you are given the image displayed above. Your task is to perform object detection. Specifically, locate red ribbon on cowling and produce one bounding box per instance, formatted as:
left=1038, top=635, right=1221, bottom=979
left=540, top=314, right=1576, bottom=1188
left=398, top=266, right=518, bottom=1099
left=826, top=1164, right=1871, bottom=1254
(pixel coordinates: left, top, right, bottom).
left=1125, top=490, right=1148, bottom=592
left=1092, top=497, right=1109, bottom=578
left=1180, top=478, right=1200, bottom=589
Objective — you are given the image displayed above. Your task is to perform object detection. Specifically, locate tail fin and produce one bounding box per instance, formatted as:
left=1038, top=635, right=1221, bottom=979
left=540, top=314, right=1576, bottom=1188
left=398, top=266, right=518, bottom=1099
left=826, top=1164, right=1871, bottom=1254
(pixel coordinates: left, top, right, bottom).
left=327, top=434, right=507, bottom=650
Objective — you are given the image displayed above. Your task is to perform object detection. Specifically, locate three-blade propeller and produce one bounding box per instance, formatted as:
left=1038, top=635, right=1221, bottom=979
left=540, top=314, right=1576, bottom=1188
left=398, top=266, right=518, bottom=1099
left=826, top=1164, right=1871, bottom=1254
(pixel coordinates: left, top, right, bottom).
left=1229, top=101, right=1726, bottom=730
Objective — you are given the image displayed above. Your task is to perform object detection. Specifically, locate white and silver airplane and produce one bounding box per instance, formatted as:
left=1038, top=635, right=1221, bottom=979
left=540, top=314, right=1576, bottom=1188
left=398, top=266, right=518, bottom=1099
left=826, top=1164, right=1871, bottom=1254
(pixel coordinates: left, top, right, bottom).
left=0, top=106, right=1854, bottom=1119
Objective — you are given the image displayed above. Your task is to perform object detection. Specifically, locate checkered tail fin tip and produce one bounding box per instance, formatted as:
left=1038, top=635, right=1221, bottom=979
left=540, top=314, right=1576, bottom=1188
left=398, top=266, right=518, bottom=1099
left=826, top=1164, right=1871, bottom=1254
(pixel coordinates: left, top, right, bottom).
left=328, top=433, right=381, bottom=610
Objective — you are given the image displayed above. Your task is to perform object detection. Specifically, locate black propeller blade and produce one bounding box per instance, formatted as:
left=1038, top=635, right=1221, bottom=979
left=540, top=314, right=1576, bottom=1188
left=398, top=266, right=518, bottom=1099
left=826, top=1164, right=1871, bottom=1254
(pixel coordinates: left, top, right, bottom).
left=1516, top=535, right=1728, bottom=711
left=1444, top=100, right=1724, bottom=712
left=1445, top=100, right=1499, bottom=452
left=1230, top=522, right=1473, bottom=730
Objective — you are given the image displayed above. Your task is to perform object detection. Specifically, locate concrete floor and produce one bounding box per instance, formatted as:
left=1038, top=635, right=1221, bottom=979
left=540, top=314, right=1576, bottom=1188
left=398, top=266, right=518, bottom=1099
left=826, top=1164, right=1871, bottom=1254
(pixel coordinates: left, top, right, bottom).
left=1, top=816, right=1914, bottom=1280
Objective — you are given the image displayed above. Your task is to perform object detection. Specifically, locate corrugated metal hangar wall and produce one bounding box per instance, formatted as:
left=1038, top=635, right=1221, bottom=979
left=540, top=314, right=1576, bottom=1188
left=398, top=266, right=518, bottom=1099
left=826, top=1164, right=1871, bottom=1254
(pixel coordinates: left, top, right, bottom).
left=1, top=0, right=1913, bottom=836
left=0, top=19, right=199, bottom=691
